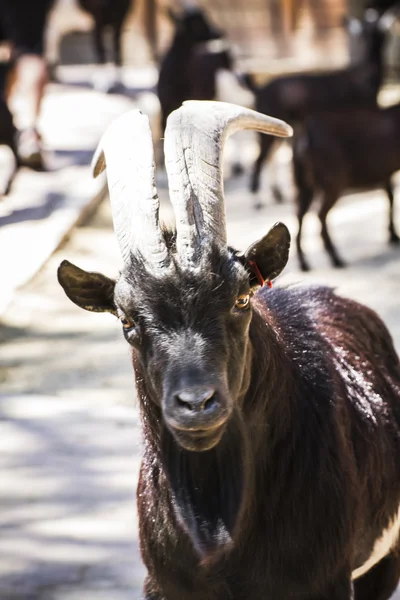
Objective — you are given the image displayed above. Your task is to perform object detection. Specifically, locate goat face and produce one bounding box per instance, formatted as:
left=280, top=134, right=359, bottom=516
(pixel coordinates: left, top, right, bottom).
left=57, top=102, right=292, bottom=558
left=58, top=224, right=290, bottom=453
left=169, top=7, right=223, bottom=44
left=346, top=8, right=389, bottom=65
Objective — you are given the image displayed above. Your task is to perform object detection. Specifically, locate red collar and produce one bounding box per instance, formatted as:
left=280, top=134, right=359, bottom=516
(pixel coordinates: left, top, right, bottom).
left=248, top=260, right=272, bottom=288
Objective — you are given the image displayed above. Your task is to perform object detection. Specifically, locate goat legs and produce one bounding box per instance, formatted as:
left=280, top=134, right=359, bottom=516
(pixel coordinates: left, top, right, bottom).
left=296, top=186, right=314, bottom=271
left=385, top=181, right=400, bottom=244
left=93, top=21, right=106, bottom=64
left=319, top=192, right=345, bottom=268
left=113, top=20, right=124, bottom=66
left=250, top=133, right=275, bottom=193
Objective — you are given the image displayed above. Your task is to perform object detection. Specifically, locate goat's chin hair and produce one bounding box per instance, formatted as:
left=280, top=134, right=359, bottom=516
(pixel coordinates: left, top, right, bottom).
left=161, top=415, right=247, bottom=563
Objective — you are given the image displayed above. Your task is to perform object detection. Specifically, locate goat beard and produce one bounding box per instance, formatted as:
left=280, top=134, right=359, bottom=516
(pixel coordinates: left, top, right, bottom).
left=161, top=415, right=247, bottom=564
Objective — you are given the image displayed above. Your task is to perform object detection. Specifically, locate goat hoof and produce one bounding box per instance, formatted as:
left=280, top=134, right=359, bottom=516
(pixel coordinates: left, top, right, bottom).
left=272, top=186, right=284, bottom=204
left=250, top=179, right=260, bottom=194
left=333, top=258, right=346, bottom=269
left=299, top=260, right=311, bottom=272
left=389, top=234, right=400, bottom=244
left=231, top=162, right=244, bottom=177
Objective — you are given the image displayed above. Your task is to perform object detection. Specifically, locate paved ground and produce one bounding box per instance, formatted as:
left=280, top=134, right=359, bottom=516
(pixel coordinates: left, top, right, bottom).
left=1, top=59, right=400, bottom=599
left=0, top=67, right=163, bottom=316
left=1, top=144, right=400, bottom=597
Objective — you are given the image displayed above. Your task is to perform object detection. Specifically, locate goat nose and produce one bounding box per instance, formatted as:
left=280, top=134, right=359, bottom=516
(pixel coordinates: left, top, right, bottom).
left=174, top=386, right=217, bottom=412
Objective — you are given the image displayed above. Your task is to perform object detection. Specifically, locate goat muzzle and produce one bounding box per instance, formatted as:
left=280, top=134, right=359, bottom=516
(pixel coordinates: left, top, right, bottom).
left=163, top=383, right=231, bottom=451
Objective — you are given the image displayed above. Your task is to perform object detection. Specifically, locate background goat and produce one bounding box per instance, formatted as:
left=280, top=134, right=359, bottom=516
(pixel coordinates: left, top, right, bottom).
left=246, top=6, right=396, bottom=194
left=293, top=103, right=400, bottom=271
left=157, top=7, right=231, bottom=134
left=58, top=101, right=400, bottom=600
left=78, top=0, right=132, bottom=65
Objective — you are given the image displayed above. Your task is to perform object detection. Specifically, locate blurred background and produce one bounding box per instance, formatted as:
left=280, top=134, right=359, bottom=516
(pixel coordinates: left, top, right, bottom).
left=0, top=0, right=400, bottom=598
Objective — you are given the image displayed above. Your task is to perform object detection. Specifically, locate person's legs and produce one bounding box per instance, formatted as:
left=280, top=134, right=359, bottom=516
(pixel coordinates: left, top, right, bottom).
left=7, top=55, right=48, bottom=168
left=1, top=0, right=53, bottom=168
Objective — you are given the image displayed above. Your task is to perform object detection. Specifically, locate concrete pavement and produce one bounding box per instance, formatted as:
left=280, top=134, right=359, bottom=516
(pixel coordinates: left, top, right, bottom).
left=1, top=160, right=400, bottom=597
left=0, top=67, right=161, bottom=317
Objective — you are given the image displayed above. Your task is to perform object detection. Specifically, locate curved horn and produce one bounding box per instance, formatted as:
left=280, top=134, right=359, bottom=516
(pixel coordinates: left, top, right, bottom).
left=92, top=110, right=169, bottom=269
left=164, top=101, right=292, bottom=263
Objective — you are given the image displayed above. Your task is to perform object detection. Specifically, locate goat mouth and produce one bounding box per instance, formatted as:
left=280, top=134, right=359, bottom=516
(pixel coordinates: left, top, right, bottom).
left=169, top=424, right=226, bottom=452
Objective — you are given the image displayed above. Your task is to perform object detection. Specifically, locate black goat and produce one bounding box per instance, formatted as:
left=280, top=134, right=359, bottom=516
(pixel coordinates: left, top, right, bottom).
left=247, top=7, right=395, bottom=194
left=78, top=0, right=132, bottom=65
left=157, top=7, right=229, bottom=134
left=58, top=101, right=400, bottom=600
left=293, top=103, right=400, bottom=271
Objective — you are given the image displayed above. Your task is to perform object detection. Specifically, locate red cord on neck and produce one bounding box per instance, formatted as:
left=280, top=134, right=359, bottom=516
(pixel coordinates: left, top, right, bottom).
left=248, top=260, right=272, bottom=288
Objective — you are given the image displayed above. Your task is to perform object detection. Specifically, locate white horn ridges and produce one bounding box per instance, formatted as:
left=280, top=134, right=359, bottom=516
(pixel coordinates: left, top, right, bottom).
left=164, top=101, right=292, bottom=264
left=92, top=109, right=169, bottom=269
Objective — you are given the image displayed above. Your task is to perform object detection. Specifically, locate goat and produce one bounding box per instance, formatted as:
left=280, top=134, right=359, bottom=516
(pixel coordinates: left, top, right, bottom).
left=157, top=6, right=230, bottom=135
left=246, top=6, right=396, bottom=194
left=78, top=0, right=132, bottom=65
left=57, top=101, right=400, bottom=600
left=293, top=103, right=400, bottom=271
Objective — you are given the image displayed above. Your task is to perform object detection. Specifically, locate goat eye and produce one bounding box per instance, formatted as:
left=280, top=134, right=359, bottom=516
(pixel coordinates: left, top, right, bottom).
left=121, top=316, right=135, bottom=330
left=235, top=294, right=250, bottom=310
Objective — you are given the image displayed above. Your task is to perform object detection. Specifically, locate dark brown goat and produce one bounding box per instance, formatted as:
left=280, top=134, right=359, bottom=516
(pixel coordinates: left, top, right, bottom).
left=247, top=7, right=395, bottom=194
left=157, top=7, right=231, bottom=134
left=78, top=0, right=131, bottom=65
left=293, top=103, right=400, bottom=270
left=57, top=102, right=400, bottom=600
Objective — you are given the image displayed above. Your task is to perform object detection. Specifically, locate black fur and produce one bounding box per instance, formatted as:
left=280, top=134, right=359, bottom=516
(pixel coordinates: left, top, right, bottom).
left=78, top=0, right=131, bottom=65
left=293, top=103, right=400, bottom=270
left=58, top=227, right=400, bottom=600
left=247, top=9, right=387, bottom=193
left=157, top=8, right=230, bottom=135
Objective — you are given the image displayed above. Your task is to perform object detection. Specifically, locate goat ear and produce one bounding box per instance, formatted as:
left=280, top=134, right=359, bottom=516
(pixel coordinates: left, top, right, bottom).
left=57, top=260, right=117, bottom=315
left=243, top=222, right=290, bottom=287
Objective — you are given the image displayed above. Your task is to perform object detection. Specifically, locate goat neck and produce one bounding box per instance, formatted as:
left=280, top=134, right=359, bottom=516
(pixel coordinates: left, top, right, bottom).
left=164, top=101, right=292, bottom=265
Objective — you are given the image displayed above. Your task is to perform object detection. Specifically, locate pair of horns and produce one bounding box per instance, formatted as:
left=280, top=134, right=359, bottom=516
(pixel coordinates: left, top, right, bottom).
left=93, top=101, right=292, bottom=269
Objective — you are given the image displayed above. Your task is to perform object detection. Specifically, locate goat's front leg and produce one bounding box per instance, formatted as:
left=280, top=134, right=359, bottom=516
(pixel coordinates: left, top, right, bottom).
left=250, top=133, right=275, bottom=194
left=113, top=20, right=124, bottom=66
left=93, top=21, right=106, bottom=64
left=385, top=181, right=400, bottom=244
left=319, top=191, right=345, bottom=268
left=296, top=185, right=314, bottom=271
